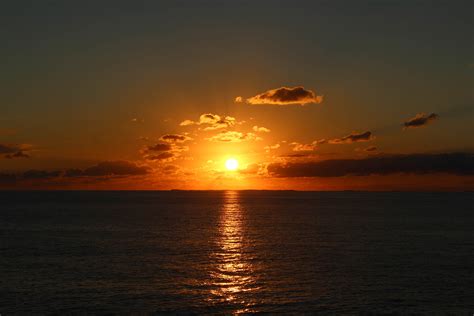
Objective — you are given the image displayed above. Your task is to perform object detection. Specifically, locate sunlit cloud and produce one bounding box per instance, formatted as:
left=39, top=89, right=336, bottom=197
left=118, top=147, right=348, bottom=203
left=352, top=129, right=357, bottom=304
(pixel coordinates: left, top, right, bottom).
left=179, top=113, right=237, bottom=130
left=252, top=125, right=270, bottom=133
left=291, top=142, right=315, bottom=152
left=264, top=143, right=280, bottom=152
left=206, top=131, right=261, bottom=142
left=244, top=86, right=323, bottom=105
left=328, top=131, right=374, bottom=144
left=403, top=113, right=439, bottom=129
left=268, top=153, right=474, bottom=177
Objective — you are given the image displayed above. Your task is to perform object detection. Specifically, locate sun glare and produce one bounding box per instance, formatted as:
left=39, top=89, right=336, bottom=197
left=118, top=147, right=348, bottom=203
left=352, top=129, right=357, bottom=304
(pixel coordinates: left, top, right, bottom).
left=225, top=158, right=239, bottom=171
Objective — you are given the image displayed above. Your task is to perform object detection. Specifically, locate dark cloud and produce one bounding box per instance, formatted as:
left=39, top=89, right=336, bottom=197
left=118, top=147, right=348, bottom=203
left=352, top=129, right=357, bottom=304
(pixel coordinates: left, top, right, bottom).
left=5, top=151, right=30, bottom=159
left=160, top=134, right=192, bottom=143
left=65, top=161, right=149, bottom=177
left=81, top=161, right=149, bottom=176
left=23, top=170, right=62, bottom=180
left=329, top=131, right=374, bottom=144
left=403, top=113, right=439, bottom=129
left=146, top=143, right=173, bottom=152
left=0, top=143, right=32, bottom=158
left=0, top=173, right=16, bottom=184
left=245, top=86, right=323, bottom=105
left=268, top=153, right=474, bottom=177
left=1, top=161, right=150, bottom=186
left=146, top=152, right=175, bottom=161
left=364, top=146, right=377, bottom=152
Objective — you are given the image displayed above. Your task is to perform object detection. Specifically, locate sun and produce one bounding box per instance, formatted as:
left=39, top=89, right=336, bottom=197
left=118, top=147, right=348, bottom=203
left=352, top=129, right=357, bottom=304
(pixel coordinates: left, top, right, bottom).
left=225, top=158, right=239, bottom=171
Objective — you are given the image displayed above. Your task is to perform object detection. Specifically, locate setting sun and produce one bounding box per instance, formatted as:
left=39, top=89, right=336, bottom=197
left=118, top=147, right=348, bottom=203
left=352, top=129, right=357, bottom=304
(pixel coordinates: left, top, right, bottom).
left=225, top=158, right=239, bottom=171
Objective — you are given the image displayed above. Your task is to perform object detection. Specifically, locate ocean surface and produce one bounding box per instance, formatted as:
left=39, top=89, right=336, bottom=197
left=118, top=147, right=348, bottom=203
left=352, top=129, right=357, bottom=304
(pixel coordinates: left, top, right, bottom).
left=1, top=191, right=473, bottom=314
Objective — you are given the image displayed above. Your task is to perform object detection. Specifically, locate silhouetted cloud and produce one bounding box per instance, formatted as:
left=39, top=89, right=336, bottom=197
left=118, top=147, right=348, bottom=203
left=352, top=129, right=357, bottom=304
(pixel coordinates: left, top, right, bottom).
left=180, top=113, right=237, bottom=130
left=328, top=131, right=374, bottom=144
left=23, top=170, right=62, bottom=179
left=5, top=151, right=30, bottom=159
left=64, top=161, right=149, bottom=177
left=160, top=134, right=193, bottom=143
left=245, top=86, right=323, bottom=105
left=206, top=131, right=261, bottom=142
left=268, top=153, right=474, bottom=177
left=403, top=113, right=439, bottom=129
left=0, top=172, right=17, bottom=184
left=252, top=126, right=270, bottom=133
left=0, top=143, right=31, bottom=159
left=146, top=143, right=173, bottom=152
left=146, top=152, right=175, bottom=161
left=80, top=161, right=149, bottom=176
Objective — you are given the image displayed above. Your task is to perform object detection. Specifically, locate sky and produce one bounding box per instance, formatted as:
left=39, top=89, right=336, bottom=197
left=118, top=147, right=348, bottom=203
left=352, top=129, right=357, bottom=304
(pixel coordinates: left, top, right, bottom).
left=1, top=0, right=473, bottom=190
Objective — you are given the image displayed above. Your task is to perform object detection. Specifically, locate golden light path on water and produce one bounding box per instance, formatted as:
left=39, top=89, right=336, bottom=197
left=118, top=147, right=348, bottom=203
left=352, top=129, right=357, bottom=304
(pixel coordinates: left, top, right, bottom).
left=208, top=190, right=260, bottom=313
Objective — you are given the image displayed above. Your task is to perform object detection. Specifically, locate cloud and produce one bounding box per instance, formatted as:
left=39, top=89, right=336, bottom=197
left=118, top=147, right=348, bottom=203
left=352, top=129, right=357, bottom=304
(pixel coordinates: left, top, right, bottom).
left=179, top=113, right=237, bottom=130
left=23, top=170, right=62, bottom=180
left=179, top=119, right=195, bottom=126
left=267, top=153, right=474, bottom=177
left=264, top=143, right=280, bottom=152
left=328, top=131, right=374, bottom=144
left=146, top=152, right=175, bottom=161
left=364, top=146, right=377, bottom=152
left=245, top=86, right=323, bottom=105
left=253, top=125, right=270, bottom=133
left=142, top=140, right=188, bottom=162
left=235, top=96, right=243, bottom=103
left=312, top=139, right=327, bottom=146
left=238, top=163, right=261, bottom=174
left=5, top=151, right=30, bottom=159
left=0, top=143, right=32, bottom=159
left=206, top=131, right=261, bottom=142
left=159, top=134, right=193, bottom=143
left=403, top=113, right=439, bottom=129
left=0, top=173, right=16, bottom=184
left=291, top=142, right=315, bottom=152
left=1, top=161, right=151, bottom=186
left=78, top=161, right=149, bottom=177
left=145, top=143, right=173, bottom=152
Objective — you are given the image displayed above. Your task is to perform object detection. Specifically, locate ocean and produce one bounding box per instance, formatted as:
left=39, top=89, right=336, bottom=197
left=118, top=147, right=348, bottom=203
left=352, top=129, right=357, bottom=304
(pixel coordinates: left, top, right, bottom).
left=1, top=191, right=473, bottom=314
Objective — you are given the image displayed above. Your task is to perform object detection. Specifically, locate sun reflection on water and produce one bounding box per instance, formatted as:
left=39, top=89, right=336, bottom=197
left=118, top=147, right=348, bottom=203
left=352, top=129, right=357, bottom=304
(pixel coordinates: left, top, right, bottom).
left=209, top=190, right=259, bottom=313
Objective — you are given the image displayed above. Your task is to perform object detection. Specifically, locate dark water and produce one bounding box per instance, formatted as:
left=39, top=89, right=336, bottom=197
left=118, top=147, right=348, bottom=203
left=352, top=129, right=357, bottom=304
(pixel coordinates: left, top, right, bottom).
left=1, top=191, right=473, bottom=314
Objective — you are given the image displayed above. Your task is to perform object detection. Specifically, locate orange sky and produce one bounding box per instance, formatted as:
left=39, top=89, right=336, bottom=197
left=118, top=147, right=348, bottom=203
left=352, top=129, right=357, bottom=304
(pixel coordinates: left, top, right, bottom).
left=1, top=2, right=473, bottom=190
